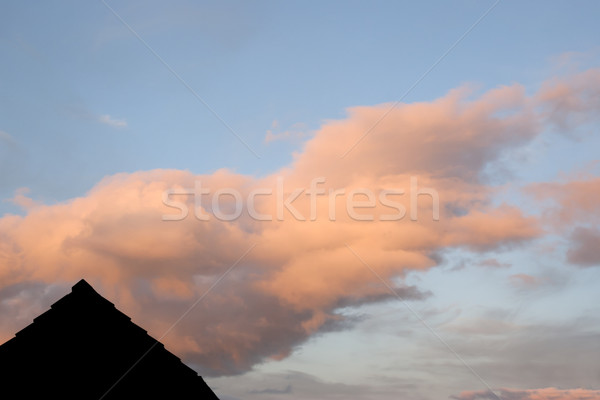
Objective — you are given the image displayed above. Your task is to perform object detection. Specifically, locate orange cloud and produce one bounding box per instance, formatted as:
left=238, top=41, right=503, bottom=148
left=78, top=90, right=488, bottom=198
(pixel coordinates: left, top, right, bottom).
left=536, top=68, right=600, bottom=132
left=452, top=387, right=600, bottom=400
left=1, top=68, right=598, bottom=375
left=527, top=177, right=600, bottom=267
left=528, top=177, right=600, bottom=225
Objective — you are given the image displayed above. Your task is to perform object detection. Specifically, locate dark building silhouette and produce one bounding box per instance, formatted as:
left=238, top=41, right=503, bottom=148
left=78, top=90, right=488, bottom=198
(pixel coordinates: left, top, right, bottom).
left=0, top=279, right=220, bottom=399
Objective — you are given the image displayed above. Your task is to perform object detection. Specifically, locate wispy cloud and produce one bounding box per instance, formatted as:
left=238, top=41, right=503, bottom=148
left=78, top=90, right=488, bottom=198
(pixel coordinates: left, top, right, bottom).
left=65, top=106, right=128, bottom=129
left=249, top=384, right=292, bottom=394
left=9, top=187, right=40, bottom=211
left=452, top=387, right=600, bottom=400
left=97, top=114, right=127, bottom=128
left=264, top=120, right=307, bottom=143
left=0, top=130, right=16, bottom=145
left=527, top=176, right=600, bottom=268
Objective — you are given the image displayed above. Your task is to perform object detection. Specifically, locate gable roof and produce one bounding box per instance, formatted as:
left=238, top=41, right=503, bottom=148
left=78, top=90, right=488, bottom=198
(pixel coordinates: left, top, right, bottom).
left=0, top=279, right=220, bottom=400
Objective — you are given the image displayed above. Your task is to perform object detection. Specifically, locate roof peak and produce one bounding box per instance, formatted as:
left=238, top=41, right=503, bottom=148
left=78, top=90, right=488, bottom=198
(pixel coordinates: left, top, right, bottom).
left=0, top=278, right=219, bottom=399
left=72, top=279, right=98, bottom=295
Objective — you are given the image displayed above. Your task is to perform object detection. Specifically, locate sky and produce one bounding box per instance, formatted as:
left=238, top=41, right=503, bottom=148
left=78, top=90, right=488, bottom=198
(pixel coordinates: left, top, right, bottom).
left=1, top=1, right=600, bottom=399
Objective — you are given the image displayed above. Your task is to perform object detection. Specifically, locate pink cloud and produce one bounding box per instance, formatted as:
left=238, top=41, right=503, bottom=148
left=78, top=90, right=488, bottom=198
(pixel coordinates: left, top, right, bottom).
left=452, top=387, right=600, bottom=400
left=567, top=227, right=600, bottom=267
left=528, top=177, right=600, bottom=225
left=536, top=68, right=600, bottom=132
left=1, top=68, right=598, bottom=375
left=527, top=177, right=600, bottom=267
left=509, top=273, right=542, bottom=289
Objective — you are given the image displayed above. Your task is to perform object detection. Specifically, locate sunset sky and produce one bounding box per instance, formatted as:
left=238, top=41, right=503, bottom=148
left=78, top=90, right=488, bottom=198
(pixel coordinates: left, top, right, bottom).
left=1, top=1, right=600, bottom=399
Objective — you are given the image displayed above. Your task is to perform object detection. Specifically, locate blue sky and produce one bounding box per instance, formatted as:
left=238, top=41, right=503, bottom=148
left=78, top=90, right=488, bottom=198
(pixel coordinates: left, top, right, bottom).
left=1, top=2, right=600, bottom=400
left=2, top=1, right=599, bottom=209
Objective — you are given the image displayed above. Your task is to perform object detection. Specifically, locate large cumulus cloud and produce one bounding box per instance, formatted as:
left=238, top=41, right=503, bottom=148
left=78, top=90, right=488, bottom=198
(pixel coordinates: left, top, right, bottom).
left=1, top=68, right=598, bottom=375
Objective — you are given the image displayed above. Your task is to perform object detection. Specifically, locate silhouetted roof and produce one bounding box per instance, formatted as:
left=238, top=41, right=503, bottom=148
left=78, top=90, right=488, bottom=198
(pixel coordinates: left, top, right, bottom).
left=0, top=279, right=220, bottom=400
